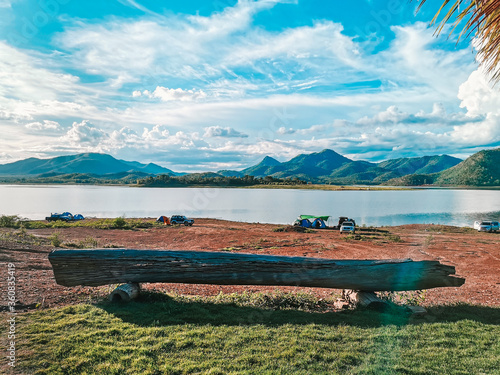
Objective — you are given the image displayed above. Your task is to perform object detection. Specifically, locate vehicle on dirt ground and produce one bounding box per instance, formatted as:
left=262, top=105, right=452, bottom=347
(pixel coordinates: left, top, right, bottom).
left=489, top=221, right=499, bottom=232
left=46, top=212, right=85, bottom=222
left=340, top=221, right=355, bottom=234
left=338, top=217, right=356, bottom=228
left=170, top=215, right=194, bottom=226
left=473, top=221, right=494, bottom=232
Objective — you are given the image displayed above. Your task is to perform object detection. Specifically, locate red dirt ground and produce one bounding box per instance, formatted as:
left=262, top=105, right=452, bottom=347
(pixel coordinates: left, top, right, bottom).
left=1, top=218, right=499, bottom=311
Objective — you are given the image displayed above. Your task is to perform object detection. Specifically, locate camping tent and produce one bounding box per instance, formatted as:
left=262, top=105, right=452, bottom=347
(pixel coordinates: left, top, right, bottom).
left=295, top=218, right=312, bottom=228
left=311, top=218, right=327, bottom=229
left=294, top=215, right=330, bottom=228
left=156, top=216, right=170, bottom=225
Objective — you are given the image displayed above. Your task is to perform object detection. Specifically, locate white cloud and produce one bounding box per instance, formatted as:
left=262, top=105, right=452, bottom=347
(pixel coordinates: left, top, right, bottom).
left=137, top=125, right=205, bottom=149
left=449, top=114, right=500, bottom=145
left=0, top=0, right=12, bottom=8
left=142, top=124, right=171, bottom=141
left=187, top=0, right=287, bottom=38
left=458, top=68, right=500, bottom=116
left=140, top=86, right=207, bottom=102
left=277, top=126, right=295, bottom=135
left=0, top=42, right=80, bottom=102
left=357, top=105, right=409, bottom=125
left=225, top=20, right=361, bottom=69
left=0, top=108, right=33, bottom=122
left=56, top=1, right=281, bottom=82
left=108, top=127, right=141, bottom=147
left=296, top=124, right=329, bottom=135
left=1, top=2, right=493, bottom=167
left=450, top=67, right=500, bottom=146
left=204, top=126, right=248, bottom=138
left=0, top=42, right=120, bottom=128
left=0, top=152, right=15, bottom=164
left=382, top=23, right=475, bottom=98
left=55, top=2, right=361, bottom=90
left=25, top=120, right=62, bottom=132
left=117, top=0, right=160, bottom=16
left=213, top=139, right=302, bottom=159
left=60, top=120, right=108, bottom=146
left=357, top=104, right=477, bottom=127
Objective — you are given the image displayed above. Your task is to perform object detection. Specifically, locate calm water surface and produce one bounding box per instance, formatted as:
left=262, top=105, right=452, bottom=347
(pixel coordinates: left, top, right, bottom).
left=0, top=185, right=499, bottom=227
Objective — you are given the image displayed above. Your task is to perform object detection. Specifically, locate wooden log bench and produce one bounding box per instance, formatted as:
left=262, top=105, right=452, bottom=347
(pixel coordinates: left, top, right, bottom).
left=49, top=249, right=465, bottom=306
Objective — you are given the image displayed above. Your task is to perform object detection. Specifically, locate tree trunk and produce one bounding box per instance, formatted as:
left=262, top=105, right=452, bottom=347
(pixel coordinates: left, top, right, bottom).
left=48, top=249, right=465, bottom=291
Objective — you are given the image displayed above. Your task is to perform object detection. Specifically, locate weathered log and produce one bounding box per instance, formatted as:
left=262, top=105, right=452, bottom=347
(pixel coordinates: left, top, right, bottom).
left=48, top=249, right=465, bottom=291
left=109, top=282, right=140, bottom=302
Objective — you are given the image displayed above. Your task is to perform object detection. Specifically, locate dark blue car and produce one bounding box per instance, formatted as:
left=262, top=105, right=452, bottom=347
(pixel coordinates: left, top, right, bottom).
left=46, top=212, right=84, bottom=222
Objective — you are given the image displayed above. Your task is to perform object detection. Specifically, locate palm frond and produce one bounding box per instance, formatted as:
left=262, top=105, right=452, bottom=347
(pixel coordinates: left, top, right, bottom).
left=416, top=0, right=500, bottom=82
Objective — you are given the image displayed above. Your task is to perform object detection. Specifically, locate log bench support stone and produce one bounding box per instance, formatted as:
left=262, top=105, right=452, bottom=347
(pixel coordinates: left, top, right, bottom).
left=335, top=289, right=428, bottom=314
left=342, top=289, right=389, bottom=310
left=109, top=282, right=141, bottom=302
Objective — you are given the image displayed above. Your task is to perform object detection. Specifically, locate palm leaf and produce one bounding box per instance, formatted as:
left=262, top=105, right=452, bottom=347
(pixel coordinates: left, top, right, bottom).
left=416, top=0, right=500, bottom=82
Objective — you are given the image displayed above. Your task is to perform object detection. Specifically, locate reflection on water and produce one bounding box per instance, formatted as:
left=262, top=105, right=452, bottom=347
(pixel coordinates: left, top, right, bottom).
left=0, top=185, right=499, bottom=227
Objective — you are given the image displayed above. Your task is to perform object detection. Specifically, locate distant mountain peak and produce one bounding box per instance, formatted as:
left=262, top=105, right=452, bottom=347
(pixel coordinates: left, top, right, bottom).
left=287, top=148, right=351, bottom=166
left=319, top=148, right=340, bottom=155
left=260, top=156, right=281, bottom=166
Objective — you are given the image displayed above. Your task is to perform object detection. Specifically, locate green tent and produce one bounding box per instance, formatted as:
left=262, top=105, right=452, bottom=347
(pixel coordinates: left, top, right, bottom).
left=299, top=215, right=330, bottom=221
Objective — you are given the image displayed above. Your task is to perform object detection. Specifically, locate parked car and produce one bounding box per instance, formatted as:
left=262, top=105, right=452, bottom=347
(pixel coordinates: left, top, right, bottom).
left=45, top=212, right=84, bottom=222
left=473, top=221, right=494, bottom=232
left=490, top=221, right=499, bottom=232
left=338, top=217, right=356, bottom=228
left=340, top=221, right=356, bottom=234
left=170, top=215, right=194, bottom=226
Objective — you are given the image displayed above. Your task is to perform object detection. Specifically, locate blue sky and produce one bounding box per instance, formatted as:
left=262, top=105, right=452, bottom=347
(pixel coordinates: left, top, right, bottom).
left=1, top=0, right=499, bottom=172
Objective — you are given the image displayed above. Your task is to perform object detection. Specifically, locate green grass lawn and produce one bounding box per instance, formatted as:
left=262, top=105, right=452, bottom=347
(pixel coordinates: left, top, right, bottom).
left=10, top=292, right=500, bottom=375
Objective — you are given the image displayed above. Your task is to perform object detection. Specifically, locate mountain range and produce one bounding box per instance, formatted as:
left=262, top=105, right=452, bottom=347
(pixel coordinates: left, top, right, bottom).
left=0, top=148, right=498, bottom=186
left=0, top=153, right=177, bottom=177
left=218, top=149, right=462, bottom=184
left=386, top=148, right=500, bottom=186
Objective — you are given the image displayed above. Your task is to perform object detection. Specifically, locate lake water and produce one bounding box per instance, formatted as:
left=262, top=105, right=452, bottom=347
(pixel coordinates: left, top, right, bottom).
left=0, top=185, right=499, bottom=227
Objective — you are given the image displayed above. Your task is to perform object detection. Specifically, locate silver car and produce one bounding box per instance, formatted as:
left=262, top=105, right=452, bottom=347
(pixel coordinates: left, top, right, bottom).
left=340, top=221, right=356, bottom=234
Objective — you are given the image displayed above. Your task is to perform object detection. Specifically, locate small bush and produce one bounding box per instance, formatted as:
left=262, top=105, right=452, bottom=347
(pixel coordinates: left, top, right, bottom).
left=1, top=230, right=42, bottom=246
left=79, top=236, right=99, bottom=248
left=385, top=234, right=403, bottom=243
left=64, top=236, right=99, bottom=249
left=342, top=234, right=362, bottom=241
left=273, top=226, right=308, bottom=233
left=0, top=215, right=22, bottom=228
left=48, top=232, right=62, bottom=247
left=378, top=290, right=427, bottom=306
left=112, top=217, right=127, bottom=229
